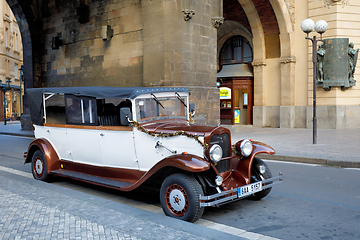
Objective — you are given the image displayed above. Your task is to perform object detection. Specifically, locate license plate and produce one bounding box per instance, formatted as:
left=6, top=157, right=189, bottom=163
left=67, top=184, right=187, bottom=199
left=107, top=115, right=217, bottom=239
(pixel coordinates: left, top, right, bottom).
left=238, top=182, right=262, bottom=197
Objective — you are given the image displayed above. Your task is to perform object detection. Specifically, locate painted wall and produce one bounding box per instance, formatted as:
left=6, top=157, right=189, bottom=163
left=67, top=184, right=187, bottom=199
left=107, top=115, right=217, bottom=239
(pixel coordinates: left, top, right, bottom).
left=306, top=0, right=360, bottom=128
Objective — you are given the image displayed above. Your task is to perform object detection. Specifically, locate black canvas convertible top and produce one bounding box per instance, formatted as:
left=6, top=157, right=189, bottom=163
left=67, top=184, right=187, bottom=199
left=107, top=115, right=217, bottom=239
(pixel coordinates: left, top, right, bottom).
left=27, top=86, right=189, bottom=126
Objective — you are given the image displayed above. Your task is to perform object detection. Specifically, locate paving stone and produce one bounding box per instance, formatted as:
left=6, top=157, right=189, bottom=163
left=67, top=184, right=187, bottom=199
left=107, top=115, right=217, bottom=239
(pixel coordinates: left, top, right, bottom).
left=0, top=175, right=208, bottom=240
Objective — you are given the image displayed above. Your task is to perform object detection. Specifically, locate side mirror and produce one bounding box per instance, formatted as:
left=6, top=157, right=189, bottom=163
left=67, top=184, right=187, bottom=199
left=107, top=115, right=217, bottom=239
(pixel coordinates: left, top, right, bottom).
left=189, top=103, right=195, bottom=115
left=120, top=107, right=132, bottom=126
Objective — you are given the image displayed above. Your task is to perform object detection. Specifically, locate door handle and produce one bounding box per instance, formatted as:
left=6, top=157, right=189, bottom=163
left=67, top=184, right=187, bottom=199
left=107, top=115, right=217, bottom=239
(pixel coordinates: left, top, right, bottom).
left=100, top=133, right=105, bottom=137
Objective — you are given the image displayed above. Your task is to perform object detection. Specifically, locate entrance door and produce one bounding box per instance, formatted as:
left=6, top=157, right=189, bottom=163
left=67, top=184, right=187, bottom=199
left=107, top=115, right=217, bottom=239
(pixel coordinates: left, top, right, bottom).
left=233, top=78, right=253, bottom=125
left=219, top=77, right=253, bottom=125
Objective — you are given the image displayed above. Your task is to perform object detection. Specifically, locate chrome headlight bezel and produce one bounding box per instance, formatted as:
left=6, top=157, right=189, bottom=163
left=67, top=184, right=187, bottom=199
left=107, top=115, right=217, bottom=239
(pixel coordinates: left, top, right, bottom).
left=239, top=139, right=253, bottom=157
left=215, top=175, right=223, bottom=186
left=209, top=144, right=223, bottom=163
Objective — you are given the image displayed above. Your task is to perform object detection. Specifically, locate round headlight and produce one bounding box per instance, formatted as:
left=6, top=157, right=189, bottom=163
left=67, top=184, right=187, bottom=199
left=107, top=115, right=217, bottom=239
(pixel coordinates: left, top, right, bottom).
left=240, top=140, right=253, bottom=157
left=209, top=144, right=223, bottom=163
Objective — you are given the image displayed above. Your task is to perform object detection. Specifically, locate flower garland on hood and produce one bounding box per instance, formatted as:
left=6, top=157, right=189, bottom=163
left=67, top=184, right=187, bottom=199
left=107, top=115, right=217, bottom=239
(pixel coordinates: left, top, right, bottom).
left=130, top=120, right=208, bottom=149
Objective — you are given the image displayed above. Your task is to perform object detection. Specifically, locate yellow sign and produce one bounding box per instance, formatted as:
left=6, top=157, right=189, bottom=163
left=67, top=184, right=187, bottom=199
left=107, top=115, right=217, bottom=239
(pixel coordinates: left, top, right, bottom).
left=234, top=109, right=240, bottom=124
left=219, top=87, right=231, bottom=99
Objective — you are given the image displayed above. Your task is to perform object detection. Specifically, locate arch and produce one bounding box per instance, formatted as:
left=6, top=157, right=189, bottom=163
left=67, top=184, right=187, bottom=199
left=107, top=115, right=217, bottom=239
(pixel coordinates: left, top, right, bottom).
left=268, top=0, right=296, bottom=111
left=237, top=0, right=266, bottom=62
left=218, top=21, right=253, bottom=50
left=7, top=0, right=37, bottom=130
left=219, top=35, right=253, bottom=66
left=217, top=20, right=253, bottom=71
left=222, top=0, right=295, bottom=127
left=7, top=0, right=34, bottom=91
left=235, top=0, right=266, bottom=108
left=268, top=0, right=295, bottom=58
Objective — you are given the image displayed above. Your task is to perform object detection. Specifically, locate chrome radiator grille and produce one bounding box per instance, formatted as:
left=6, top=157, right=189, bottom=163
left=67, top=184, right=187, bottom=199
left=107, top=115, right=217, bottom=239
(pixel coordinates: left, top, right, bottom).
left=210, top=133, right=231, bottom=173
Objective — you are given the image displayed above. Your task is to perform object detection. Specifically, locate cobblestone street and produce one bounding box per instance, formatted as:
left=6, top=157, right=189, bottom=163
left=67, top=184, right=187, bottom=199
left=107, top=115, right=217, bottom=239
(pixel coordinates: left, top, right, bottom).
left=0, top=171, right=221, bottom=240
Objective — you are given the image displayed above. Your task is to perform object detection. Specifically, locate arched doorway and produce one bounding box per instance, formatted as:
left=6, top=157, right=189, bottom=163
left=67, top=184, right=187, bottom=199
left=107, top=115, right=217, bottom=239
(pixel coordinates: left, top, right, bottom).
left=217, top=35, right=254, bottom=125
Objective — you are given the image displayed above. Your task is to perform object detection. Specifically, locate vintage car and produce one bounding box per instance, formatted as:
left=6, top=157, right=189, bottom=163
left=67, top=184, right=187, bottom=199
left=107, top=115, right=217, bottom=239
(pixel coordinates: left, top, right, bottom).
left=24, top=87, right=282, bottom=222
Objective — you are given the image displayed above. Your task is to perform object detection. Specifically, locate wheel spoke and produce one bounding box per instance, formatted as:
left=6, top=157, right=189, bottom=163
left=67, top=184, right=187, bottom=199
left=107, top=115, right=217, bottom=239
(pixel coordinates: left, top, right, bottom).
left=165, top=184, right=189, bottom=217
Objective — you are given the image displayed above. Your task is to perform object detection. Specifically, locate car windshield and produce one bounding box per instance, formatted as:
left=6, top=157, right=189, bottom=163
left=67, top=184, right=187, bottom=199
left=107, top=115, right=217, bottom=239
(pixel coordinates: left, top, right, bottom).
left=135, top=96, right=187, bottom=122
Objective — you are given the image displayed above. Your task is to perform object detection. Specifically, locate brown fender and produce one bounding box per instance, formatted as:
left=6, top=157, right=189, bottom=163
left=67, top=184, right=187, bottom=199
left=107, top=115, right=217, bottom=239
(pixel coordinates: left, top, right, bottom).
left=231, top=140, right=275, bottom=185
left=24, top=138, right=61, bottom=172
left=122, top=153, right=211, bottom=191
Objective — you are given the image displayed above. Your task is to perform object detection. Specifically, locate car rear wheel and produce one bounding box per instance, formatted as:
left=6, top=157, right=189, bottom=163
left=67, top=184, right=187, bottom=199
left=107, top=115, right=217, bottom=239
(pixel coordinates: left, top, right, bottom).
left=160, top=173, right=204, bottom=222
left=249, top=157, right=272, bottom=201
left=31, top=150, right=50, bottom=181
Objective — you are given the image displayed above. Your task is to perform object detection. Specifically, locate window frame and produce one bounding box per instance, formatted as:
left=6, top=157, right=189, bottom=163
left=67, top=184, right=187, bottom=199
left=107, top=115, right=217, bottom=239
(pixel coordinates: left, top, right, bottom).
left=220, top=36, right=253, bottom=66
left=65, top=95, right=97, bottom=126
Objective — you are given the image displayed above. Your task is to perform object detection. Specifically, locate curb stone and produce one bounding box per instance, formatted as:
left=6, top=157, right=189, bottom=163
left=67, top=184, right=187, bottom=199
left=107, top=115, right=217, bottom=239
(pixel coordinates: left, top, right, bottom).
left=258, top=154, right=360, bottom=168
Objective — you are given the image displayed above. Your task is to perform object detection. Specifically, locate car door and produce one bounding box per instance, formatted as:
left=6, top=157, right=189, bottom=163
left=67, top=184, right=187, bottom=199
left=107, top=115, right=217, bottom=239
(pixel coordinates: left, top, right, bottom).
left=98, top=127, right=139, bottom=170
left=65, top=95, right=103, bottom=166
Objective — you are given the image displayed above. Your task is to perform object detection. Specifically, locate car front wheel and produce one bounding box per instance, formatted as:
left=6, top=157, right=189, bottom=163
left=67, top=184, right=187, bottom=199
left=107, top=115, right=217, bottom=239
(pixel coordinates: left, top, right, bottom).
left=249, top=157, right=272, bottom=201
left=31, top=150, right=50, bottom=181
left=160, top=173, right=204, bottom=222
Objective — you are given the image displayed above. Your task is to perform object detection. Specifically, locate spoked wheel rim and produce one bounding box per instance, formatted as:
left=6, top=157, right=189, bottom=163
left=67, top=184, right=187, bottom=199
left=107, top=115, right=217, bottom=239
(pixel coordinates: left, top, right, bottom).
left=165, top=184, right=189, bottom=217
left=33, top=157, right=44, bottom=178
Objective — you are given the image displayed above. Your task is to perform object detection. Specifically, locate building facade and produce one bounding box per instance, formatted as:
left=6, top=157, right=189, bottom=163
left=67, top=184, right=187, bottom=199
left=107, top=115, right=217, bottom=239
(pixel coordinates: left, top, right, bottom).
left=6, top=0, right=360, bottom=128
left=216, top=0, right=360, bottom=129
left=0, top=0, right=23, bottom=122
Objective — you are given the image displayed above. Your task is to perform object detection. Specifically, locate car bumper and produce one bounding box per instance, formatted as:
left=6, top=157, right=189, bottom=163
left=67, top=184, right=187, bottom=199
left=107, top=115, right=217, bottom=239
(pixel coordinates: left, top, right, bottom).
left=199, top=173, right=283, bottom=207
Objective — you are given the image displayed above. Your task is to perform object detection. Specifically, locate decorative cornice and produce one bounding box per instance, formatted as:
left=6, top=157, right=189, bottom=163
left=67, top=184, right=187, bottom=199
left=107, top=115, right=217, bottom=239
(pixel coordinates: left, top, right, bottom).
left=182, top=9, right=195, bottom=21
left=322, top=0, right=349, bottom=8
left=252, top=61, right=266, bottom=67
left=211, top=17, right=224, bottom=28
left=280, top=57, right=296, bottom=64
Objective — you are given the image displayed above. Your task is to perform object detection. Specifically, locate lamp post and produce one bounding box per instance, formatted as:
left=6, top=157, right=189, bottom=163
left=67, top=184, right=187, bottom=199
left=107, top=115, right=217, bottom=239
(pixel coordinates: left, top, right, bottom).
left=0, top=78, right=12, bottom=125
left=301, top=19, right=328, bottom=145
left=19, top=65, right=24, bottom=116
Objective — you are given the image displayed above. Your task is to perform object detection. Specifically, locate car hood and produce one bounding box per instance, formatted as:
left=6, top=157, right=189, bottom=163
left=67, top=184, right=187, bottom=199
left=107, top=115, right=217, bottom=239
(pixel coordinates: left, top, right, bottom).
left=140, top=120, right=220, bottom=136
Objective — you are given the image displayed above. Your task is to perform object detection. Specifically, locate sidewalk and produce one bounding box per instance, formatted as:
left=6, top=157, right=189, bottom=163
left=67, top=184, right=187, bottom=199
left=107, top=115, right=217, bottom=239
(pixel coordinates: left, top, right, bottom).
left=0, top=169, right=242, bottom=240
left=1, top=121, right=360, bottom=168
left=0, top=120, right=34, bottom=138
left=227, top=125, right=360, bottom=168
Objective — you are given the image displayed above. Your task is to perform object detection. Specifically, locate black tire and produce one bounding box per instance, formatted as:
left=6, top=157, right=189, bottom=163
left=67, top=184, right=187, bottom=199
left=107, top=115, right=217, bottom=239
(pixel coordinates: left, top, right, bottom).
left=249, top=157, right=272, bottom=201
left=31, top=150, right=50, bottom=181
left=160, top=173, right=204, bottom=222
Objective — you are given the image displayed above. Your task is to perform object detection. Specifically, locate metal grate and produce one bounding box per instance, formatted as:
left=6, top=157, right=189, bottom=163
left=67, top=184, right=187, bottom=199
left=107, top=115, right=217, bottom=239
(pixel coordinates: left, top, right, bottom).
left=210, top=133, right=231, bottom=173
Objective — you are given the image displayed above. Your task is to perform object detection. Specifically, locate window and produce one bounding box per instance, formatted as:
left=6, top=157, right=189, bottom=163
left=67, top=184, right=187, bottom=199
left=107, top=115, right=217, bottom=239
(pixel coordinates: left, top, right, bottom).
left=65, top=95, right=97, bottom=125
left=14, top=63, right=18, bottom=79
left=220, top=36, right=253, bottom=66
left=5, top=27, right=8, bottom=47
left=4, top=2, right=9, bottom=16
left=135, top=96, right=187, bottom=123
left=45, top=94, right=66, bottom=124
left=5, top=59, right=10, bottom=77
left=14, top=33, right=18, bottom=51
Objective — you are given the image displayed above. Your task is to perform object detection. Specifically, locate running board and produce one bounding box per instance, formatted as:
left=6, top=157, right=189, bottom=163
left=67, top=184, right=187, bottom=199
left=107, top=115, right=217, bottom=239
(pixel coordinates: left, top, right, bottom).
left=50, top=169, right=132, bottom=189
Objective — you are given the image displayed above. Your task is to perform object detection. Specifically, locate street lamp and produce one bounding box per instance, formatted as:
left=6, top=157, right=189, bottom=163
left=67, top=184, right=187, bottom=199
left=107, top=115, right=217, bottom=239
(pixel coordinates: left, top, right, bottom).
left=301, top=19, right=328, bottom=145
left=0, top=78, right=12, bottom=125
left=19, top=65, right=24, bottom=116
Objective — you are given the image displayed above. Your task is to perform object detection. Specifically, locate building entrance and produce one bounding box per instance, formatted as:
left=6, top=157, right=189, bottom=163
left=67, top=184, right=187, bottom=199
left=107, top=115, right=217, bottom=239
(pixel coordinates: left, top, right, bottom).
left=217, top=64, right=253, bottom=125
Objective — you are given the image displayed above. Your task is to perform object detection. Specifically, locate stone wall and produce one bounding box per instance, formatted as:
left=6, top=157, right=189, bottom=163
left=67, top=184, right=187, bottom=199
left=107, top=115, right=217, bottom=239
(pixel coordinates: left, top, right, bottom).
left=29, top=0, right=221, bottom=125
left=40, top=0, right=143, bottom=88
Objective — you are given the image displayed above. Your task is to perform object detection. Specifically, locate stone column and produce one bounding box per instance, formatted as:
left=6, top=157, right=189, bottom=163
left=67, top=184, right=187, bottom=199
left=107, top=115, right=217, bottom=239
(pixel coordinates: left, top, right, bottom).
left=279, top=57, right=296, bottom=128
left=142, top=0, right=220, bottom=125
left=252, top=61, right=266, bottom=127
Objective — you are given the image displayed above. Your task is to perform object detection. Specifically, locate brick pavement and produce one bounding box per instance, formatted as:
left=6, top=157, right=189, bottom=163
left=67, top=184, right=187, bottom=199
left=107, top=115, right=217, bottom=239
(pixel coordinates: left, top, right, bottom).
left=0, top=171, right=239, bottom=240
